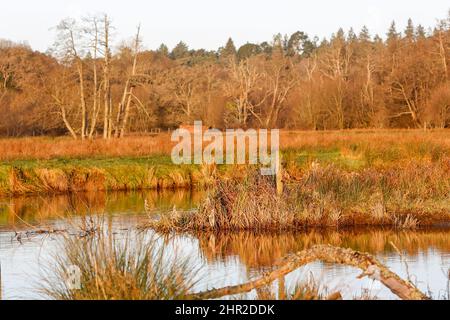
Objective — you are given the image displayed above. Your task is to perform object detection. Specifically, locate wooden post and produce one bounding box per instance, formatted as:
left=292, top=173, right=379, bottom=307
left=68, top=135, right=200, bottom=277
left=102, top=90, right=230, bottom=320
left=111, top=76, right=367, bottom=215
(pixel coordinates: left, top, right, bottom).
left=278, top=276, right=286, bottom=300
left=275, top=151, right=283, bottom=196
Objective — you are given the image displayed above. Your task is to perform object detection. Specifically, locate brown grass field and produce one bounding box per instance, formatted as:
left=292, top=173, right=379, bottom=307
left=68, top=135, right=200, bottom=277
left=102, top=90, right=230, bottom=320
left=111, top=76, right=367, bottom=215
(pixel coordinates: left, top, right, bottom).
left=0, top=129, right=448, bottom=160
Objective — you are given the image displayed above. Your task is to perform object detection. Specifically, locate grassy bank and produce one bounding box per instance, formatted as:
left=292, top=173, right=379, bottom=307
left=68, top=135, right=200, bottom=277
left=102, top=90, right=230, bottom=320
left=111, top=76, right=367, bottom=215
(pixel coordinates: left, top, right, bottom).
left=0, top=156, right=219, bottom=195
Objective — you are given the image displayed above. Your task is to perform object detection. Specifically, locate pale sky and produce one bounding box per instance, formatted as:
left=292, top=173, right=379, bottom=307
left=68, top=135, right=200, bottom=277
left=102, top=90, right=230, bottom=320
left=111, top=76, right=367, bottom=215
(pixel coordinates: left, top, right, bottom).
left=1, top=0, right=449, bottom=52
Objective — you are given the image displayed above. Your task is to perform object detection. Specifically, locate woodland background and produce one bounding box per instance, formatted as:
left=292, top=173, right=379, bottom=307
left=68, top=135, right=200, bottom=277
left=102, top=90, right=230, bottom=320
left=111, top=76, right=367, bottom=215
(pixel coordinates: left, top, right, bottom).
left=0, top=12, right=449, bottom=139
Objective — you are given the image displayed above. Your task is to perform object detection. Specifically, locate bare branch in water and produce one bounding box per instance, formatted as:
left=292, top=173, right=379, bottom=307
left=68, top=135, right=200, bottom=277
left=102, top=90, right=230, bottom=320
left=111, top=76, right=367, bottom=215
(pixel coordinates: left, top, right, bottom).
left=187, top=245, right=429, bottom=301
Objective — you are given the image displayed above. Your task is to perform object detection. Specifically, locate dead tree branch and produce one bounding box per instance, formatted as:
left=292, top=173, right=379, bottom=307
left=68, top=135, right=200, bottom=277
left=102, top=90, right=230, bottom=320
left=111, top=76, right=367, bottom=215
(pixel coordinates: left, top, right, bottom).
left=187, top=245, right=429, bottom=300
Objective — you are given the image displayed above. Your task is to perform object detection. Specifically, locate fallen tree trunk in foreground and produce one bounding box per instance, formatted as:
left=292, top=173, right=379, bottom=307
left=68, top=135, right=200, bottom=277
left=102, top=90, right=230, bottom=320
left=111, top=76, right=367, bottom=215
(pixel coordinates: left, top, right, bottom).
left=187, top=245, right=429, bottom=300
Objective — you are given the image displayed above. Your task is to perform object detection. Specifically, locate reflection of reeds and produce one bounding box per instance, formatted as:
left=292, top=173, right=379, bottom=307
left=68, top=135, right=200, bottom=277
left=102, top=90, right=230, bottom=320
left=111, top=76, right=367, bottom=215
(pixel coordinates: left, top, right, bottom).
left=0, top=193, right=106, bottom=227
left=447, top=269, right=450, bottom=300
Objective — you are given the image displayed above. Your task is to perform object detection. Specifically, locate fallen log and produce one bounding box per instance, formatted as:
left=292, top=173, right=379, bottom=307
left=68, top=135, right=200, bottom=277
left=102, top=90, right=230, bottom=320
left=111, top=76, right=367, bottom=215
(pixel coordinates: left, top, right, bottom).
left=187, top=245, right=428, bottom=300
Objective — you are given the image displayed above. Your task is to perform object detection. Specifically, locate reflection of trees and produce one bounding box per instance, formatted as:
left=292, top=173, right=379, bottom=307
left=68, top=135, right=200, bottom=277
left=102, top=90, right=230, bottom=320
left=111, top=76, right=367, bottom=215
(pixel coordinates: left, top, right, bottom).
left=197, top=230, right=450, bottom=271
left=0, top=189, right=205, bottom=227
left=0, top=192, right=107, bottom=226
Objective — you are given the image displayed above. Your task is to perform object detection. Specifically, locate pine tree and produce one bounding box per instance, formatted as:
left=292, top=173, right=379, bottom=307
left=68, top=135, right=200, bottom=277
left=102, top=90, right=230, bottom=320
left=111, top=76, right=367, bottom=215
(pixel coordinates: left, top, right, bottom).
left=405, top=18, right=415, bottom=40
left=335, top=28, right=345, bottom=41
left=415, top=24, right=426, bottom=39
left=330, top=28, right=346, bottom=49
left=387, top=21, right=400, bottom=42
left=157, top=43, right=169, bottom=57
left=348, top=28, right=357, bottom=42
left=373, top=34, right=383, bottom=44
left=170, top=41, right=189, bottom=60
left=359, top=25, right=371, bottom=42
left=220, top=38, right=237, bottom=58
left=272, top=33, right=284, bottom=55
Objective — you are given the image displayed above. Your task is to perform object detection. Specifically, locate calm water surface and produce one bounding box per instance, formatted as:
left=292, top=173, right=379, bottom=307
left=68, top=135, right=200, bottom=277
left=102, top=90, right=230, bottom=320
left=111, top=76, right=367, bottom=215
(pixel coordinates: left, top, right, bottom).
left=0, top=190, right=449, bottom=300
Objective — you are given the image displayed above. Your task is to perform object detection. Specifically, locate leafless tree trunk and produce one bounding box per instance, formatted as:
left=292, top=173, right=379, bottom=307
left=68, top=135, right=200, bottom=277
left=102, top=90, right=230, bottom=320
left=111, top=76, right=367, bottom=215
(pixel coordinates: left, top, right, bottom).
left=85, top=16, right=102, bottom=139
left=53, top=19, right=87, bottom=139
left=102, top=15, right=112, bottom=139
left=224, top=58, right=264, bottom=127
left=76, top=59, right=87, bottom=140
left=115, top=25, right=141, bottom=138
left=320, top=38, right=352, bottom=129
left=0, top=65, right=12, bottom=105
left=304, top=55, right=318, bottom=130
left=51, top=88, right=78, bottom=139
left=437, top=28, right=449, bottom=81
left=361, top=55, right=375, bottom=119
left=391, top=81, right=422, bottom=128
left=262, top=60, right=297, bottom=128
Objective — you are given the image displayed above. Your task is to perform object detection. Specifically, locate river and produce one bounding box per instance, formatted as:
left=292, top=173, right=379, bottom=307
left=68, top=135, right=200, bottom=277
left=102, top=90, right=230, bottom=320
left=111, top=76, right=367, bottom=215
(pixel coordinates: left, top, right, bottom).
left=0, top=190, right=449, bottom=300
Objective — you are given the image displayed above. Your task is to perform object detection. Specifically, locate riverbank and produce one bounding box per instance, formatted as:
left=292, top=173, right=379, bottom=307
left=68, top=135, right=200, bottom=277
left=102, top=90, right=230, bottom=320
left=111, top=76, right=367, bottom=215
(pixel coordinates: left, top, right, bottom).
left=0, top=130, right=448, bottom=226
left=0, top=155, right=219, bottom=195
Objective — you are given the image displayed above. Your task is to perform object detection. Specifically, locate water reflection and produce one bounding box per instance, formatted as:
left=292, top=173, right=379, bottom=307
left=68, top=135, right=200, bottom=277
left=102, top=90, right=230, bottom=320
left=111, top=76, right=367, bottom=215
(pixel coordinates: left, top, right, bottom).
left=0, top=189, right=205, bottom=229
left=0, top=190, right=448, bottom=300
left=197, top=230, right=450, bottom=270
left=195, top=230, right=450, bottom=299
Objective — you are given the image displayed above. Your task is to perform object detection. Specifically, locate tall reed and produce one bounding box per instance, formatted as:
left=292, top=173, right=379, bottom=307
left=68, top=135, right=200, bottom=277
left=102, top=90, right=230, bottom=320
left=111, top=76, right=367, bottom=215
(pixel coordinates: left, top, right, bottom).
left=41, top=228, right=197, bottom=300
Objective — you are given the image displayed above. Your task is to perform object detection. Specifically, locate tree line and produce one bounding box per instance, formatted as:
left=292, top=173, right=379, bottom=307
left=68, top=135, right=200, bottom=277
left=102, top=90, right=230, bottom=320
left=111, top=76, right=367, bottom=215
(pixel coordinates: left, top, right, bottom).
left=0, top=12, right=449, bottom=138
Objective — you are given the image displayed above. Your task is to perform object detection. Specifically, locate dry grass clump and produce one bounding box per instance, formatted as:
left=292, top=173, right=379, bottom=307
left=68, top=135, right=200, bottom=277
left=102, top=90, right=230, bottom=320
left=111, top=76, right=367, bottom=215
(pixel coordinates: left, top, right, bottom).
left=252, top=276, right=335, bottom=300
left=285, top=277, right=331, bottom=300
left=41, top=230, right=197, bottom=300
left=146, top=172, right=297, bottom=232
left=294, top=158, right=449, bottom=225
left=6, top=166, right=106, bottom=195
